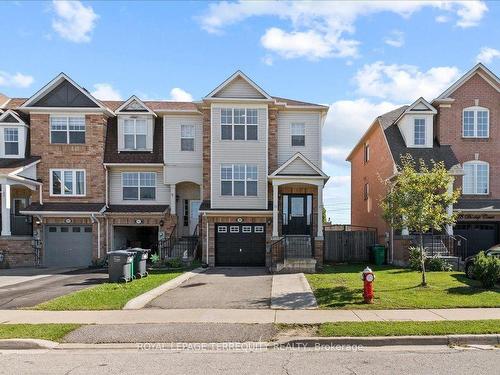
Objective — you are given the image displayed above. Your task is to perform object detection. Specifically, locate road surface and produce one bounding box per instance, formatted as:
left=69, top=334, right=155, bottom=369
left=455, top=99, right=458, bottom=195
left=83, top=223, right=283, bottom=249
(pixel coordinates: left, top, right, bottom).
left=1, top=345, right=498, bottom=374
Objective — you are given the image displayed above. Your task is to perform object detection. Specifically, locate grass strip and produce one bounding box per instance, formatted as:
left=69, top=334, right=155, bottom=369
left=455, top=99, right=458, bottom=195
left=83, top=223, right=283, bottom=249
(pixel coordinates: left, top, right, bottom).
left=0, top=324, right=81, bottom=342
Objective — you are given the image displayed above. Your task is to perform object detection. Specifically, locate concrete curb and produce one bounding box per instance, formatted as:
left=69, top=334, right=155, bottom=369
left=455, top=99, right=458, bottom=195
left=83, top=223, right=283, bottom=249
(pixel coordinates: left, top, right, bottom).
left=276, top=334, right=500, bottom=347
left=0, top=339, right=59, bottom=350
left=123, top=267, right=206, bottom=310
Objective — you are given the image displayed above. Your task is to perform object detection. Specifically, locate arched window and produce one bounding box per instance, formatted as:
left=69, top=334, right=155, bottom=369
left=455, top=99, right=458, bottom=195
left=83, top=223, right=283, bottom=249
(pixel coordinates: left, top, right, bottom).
left=463, top=106, right=489, bottom=138
left=462, top=161, right=489, bottom=195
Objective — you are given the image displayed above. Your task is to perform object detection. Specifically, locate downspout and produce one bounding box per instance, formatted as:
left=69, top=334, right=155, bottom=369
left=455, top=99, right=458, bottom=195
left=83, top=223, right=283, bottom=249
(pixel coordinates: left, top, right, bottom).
left=91, top=214, right=101, bottom=259
left=104, top=165, right=109, bottom=208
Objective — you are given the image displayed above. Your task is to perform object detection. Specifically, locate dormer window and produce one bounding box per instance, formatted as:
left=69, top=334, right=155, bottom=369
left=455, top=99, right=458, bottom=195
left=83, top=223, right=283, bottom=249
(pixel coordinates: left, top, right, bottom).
left=414, top=119, right=426, bottom=146
left=4, top=128, right=19, bottom=155
left=124, top=118, right=147, bottom=150
left=463, top=107, right=489, bottom=138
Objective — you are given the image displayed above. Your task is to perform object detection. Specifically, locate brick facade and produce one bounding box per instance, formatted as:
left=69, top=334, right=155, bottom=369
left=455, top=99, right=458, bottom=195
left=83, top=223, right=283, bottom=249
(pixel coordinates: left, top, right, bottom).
left=30, top=113, right=107, bottom=203
left=268, top=107, right=278, bottom=174
left=202, top=107, right=211, bottom=201
left=0, top=238, right=34, bottom=268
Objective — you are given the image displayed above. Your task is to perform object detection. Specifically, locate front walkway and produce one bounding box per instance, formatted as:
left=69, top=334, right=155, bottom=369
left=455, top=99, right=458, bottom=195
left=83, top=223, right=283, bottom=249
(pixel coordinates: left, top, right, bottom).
left=1, top=308, right=499, bottom=325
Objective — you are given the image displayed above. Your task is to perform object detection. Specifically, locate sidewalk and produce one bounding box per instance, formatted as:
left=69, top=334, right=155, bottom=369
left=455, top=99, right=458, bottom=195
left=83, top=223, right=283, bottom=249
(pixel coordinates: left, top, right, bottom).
left=1, top=308, right=499, bottom=325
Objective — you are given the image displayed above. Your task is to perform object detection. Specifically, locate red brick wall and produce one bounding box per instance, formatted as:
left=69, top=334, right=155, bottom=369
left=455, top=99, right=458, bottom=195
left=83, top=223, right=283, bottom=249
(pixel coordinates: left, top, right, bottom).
left=350, top=123, right=394, bottom=243
left=30, top=113, right=107, bottom=203
left=436, top=72, right=500, bottom=199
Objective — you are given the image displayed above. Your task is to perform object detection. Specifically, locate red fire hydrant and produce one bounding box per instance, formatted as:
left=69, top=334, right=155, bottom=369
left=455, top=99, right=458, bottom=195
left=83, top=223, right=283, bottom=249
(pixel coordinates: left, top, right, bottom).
left=361, top=266, right=375, bottom=304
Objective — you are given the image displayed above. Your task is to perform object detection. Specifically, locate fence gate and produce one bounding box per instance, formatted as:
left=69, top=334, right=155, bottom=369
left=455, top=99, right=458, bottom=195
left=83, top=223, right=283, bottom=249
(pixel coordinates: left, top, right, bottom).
left=324, top=225, right=377, bottom=263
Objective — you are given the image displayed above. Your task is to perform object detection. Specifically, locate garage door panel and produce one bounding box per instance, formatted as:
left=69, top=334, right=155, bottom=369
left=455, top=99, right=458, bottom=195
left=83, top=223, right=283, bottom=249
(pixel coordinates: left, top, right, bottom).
left=215, top=223, right=266, bottom=267
left=454, top=222, right=498, bottom=257
left=44, top=225, right=93, bottom=268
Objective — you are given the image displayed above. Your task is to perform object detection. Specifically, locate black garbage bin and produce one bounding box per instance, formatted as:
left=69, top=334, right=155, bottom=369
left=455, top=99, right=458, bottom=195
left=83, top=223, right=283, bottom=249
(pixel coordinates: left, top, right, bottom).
left=130, top=248, right=149, bottom=278
left=107, top=250, right=134, bottom=282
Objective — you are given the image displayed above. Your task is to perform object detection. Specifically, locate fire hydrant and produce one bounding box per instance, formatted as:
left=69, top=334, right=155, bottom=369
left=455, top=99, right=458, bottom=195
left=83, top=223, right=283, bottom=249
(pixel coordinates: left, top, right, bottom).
left=360, top=266, right=375, bottom=304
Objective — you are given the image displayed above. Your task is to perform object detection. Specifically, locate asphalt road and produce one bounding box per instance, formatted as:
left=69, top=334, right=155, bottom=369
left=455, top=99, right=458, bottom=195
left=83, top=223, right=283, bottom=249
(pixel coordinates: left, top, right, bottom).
left=147, top=267, right=272, bottom=309
left=1, top=346, right=498, bottom=374
left=0, top=269, right=108, bottom=309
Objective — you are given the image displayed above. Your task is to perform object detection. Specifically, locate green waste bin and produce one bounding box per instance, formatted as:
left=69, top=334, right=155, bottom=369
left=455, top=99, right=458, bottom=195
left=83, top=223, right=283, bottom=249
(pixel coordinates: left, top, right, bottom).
left=371, top=244, right=386, bottom=266
left=129, top=248, right=149, bottom=279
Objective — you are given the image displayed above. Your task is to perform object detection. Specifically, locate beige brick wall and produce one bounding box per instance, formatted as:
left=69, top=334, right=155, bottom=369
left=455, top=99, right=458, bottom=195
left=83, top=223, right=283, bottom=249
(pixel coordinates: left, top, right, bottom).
left=0, top=238, right=34, bottom=268
left=202, top=107, right=211, bottom=201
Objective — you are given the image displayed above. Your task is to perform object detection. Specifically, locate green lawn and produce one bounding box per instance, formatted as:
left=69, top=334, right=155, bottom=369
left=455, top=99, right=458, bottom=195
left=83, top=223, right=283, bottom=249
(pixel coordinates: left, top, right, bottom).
left=316, top=320, right=500, bottom=337
left=0, top=324, right=80, bottom=341
left=306, top=264, right=500, bottom=309
left=34, top=269, right=184, bottom=310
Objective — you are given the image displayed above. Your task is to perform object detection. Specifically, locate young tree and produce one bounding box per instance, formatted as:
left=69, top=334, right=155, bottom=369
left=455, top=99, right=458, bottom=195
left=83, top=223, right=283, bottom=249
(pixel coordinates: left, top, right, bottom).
left=381, top=155, right=460, bottom=286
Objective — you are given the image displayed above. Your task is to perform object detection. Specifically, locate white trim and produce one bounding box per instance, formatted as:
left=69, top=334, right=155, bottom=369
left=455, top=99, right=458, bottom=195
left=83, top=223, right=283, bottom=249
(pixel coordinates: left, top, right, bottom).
left=462, top=160, right=489, bottom=195
left=115, top=95, right=157, bottom=117
left=269, top=152, right=328, bottom=179
left=219, top=107, right=259, bottom=141
left=393, top=97, right=436, bottom=125
left=6, top=159, right=41, bottom=177
left=199, top=210, right=273, bottom=215
left=121, top=116, right=149, bottom=151
left=20, top=73, right=114, bottom=115
left=49, top=115, right=86, bottom=145
left=204, top=70, right=272, bottom=100
left=290, top=122, right=306, bottom=147
left=121, top=171, right=157, bottom=201
left=0, top=110, right=27, bottom=125
left=220, top=164, right=258, bottom=197
left=434, top=63, right=500, bottom=101
left=20, top=211, right=103, bottom=216
left=462, top=106, right=489, bottom=138
left=49, top=168, right=86, bottom=197
left=103, top=163, right=163, bottom=166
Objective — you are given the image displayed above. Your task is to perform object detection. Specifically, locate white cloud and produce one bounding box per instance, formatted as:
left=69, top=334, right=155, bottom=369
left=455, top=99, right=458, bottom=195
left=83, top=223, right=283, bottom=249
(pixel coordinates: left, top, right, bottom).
left=52, top=0, right=99, bottom=43
left=0, top=71, right=34, bottom=88
left=169, top=88, right=193, bottom=102
left=354, top=62, right=461, bottom=102
left=384, top=30, right=404, bottom=48
left=262, top=55, right=274, bottom=66
left=199, top=1, right=488, bottom=61
left=476, top=47, right=500, bottom=64
left=435, top=15, right=449, bottom=23
left=91, top=83, right=122, bottom=100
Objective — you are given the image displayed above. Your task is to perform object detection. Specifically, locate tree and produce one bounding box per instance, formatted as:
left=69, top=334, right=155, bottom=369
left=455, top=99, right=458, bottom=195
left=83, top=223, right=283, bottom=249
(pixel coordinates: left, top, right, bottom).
left=322, top=207, right=328, bottom=224
left=381, top=155, right=460, bottom=286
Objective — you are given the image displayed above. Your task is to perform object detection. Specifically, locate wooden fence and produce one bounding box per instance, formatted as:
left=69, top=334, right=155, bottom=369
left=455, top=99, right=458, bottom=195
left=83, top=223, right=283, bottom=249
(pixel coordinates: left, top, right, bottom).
left=324, top=225, right=377, bottom=263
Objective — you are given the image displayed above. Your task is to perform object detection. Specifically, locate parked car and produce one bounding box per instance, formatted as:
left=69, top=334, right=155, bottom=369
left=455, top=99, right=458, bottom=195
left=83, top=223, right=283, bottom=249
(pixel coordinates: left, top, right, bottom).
left=464, top=245, right=500, bottom=279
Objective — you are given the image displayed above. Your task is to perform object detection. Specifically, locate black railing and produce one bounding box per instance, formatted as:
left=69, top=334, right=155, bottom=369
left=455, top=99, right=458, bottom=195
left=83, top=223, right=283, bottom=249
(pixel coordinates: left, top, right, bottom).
left=410, top=234, right=468, bottom=261
left=285, top=235, right=312, bottom=259
left=11, top=215, right=33, bottom=236
left=158, top=224, right=177, bottom=260
left=269, top=237, right=285, bottom=272
left=158, top=224, right=200, bottom=260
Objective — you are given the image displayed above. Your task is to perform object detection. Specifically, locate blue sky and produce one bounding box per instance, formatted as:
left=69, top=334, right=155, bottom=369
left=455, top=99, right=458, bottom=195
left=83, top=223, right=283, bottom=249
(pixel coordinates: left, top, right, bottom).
left=1, top=1, right=499, bottom=223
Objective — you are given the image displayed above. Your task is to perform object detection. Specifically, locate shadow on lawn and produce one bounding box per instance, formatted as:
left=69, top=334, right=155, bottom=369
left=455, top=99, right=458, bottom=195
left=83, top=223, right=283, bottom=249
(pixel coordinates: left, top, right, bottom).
left=314, top=286, right=365, bottom=308
left=447, top=273, right=500, bottom=295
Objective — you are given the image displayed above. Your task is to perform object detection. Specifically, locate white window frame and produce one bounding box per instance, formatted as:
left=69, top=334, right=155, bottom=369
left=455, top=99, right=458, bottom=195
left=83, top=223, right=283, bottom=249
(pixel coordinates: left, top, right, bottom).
left=49, top=169, right=86, bottom=197
left=220, top=108, right=258, bottom=141
left=50, top=115, right=86, bottom=144
left=180, top=124, right=195, bottom=151
left=462, top=161, right=489, bottom=195
left=123, top=117, right=147, bottom=150
left=413, top=118, right=426, bottom=146
left=121, top=172, right=157, bottom=201
left=462, top=106, right=489, bottom=138
left=4, top=128, right=19, bottom=156
left=291, top=123, right=306, bottom=147
left=220, top=164, right=258, bottom=197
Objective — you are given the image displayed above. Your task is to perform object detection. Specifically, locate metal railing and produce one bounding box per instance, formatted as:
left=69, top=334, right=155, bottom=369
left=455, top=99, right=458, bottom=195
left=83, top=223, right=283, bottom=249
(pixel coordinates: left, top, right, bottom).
left=284, top=235, right=313, bottom=259
left=158, top=224, right=200, bottom=260
left=410, top=234, right=468, bottom=260
left=0, top=215, right=33, bottom=236
left=158, top=224, right=177, bottom=260
left=269, top=237, right=285, bottom=272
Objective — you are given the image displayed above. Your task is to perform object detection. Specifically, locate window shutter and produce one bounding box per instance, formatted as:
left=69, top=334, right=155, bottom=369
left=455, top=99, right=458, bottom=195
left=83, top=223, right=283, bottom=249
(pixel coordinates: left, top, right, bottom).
left=117, top=117, right=124, bottom=151
left=146, top=117, right=154, bottom=150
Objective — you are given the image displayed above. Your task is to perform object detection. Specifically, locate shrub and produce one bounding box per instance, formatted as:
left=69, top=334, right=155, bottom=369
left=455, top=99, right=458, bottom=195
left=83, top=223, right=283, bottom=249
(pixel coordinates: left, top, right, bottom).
left=150, top=253, right=160, bottom=266
left=409, top=246, right=425, bottom=271
left=473, top=251, right=500, bottom=289
left=427, top=257, right=453, bottom=272
left=165, top=257, right=183, bottom=269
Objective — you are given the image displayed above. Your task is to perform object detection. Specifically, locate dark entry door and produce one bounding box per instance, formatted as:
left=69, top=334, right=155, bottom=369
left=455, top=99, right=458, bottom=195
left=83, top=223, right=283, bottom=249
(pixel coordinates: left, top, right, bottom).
left=215, top=223, right=266, bottom=266
left=454, top=222, right=498, bottom=257
left=283, top=195, right=312, bottom=235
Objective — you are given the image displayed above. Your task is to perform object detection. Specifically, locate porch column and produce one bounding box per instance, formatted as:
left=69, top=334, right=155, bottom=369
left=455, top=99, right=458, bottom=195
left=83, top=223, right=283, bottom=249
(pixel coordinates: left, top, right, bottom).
left=1, top=184, right=11, bottom=236
left=316, top=182, right=323, bottom=239
left=170, top=184, right=176, bottom=216
left=446, top=179, right=454, bottom=235
left=272, top=182, right=279, bottom=238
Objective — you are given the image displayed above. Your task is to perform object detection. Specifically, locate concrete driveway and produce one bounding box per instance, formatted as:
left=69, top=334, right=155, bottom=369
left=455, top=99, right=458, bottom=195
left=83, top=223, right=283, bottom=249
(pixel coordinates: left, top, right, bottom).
left=147, top=267, right=272, bottom=309
left=0, top=268, right=108, bottom=309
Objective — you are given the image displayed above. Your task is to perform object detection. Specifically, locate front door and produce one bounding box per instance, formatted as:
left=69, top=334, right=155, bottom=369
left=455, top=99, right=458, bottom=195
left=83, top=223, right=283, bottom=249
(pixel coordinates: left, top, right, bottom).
left=283, top=194, right=312, bottom=235
left=189, top=200, right=201, bottom=235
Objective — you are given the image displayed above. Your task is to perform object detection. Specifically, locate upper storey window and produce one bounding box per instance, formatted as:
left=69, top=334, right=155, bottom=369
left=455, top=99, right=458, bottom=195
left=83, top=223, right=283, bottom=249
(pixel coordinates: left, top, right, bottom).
left=363, top=142, right=370, bottom=163
left=4, top=128, right=19, bottom=155
left=463, top=107, right=489, bottom=138
left=291, top=123, right=305, bottom=146
left=124, top=118, right=147, bottom=150
left=413, top=119, right=426, bottom=146
left=181, top=124, right=195, bottom=151
left=463, top=161, right=489, bottom=195
left=221, top=108, right=258, bottom=141
left=50, top=116, right=85, bottom=144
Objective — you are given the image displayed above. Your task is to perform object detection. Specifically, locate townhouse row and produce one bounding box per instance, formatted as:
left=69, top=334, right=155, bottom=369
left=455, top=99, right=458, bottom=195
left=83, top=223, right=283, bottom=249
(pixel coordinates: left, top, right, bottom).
left=0, top=71, right=329, bottom=270
left=348, top=63, right=500, bottom=264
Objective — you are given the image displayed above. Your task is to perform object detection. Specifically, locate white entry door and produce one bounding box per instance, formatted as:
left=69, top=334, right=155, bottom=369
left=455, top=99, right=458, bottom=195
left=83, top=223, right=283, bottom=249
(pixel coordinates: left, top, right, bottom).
left=189, top=200, right=201, bottom=235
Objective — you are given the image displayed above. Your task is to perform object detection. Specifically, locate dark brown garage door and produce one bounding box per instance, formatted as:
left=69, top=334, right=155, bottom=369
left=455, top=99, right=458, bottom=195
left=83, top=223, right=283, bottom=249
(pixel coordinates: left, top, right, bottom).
left=215, top=223, right=266, bottom=266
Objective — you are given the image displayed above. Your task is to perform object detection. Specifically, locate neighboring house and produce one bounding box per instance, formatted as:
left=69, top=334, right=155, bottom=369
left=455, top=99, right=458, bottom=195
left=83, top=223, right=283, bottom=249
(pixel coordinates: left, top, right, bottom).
left=0, top=71, right=329, bottom=271
left=347, top=63, right=500, bottom=264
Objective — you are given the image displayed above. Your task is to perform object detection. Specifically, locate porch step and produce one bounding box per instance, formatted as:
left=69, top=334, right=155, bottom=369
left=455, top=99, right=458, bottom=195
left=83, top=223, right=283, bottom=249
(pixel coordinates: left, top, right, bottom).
left=277, top=258, right=317, bottom=274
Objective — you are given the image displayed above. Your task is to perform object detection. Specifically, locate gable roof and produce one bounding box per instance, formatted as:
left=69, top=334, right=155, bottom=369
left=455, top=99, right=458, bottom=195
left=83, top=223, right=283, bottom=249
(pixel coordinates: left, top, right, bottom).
left=20, top=73, right=113, bottom=115
left=434, top=63, right=500, bottom=102
left=205, top=70, right=272, bottom=100
left=0, top=109, right=27, bottom=125
left=270, top=152, right=328, bottom=179
left=115, top=95, right=157, bottom=116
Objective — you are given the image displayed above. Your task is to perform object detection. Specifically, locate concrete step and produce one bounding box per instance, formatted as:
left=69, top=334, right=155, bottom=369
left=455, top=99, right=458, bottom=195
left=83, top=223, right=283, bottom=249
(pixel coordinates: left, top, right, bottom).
left=277, top=258, right=317, bottom=274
